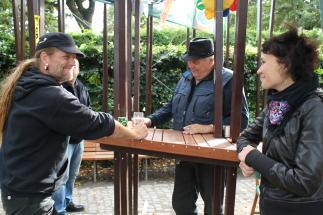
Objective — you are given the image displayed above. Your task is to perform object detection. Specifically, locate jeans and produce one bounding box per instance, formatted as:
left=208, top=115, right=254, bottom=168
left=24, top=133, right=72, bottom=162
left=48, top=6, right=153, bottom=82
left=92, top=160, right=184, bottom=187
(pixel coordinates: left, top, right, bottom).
left=172, top=161, right=224, bottom=215
left=52, top=141, right=84, bottom=214
left=1, top=189, right=54, bottom=215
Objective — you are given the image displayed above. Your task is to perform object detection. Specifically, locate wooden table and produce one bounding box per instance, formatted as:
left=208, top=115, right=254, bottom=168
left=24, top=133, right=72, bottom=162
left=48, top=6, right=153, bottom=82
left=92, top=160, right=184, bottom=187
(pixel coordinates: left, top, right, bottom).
left=98, top=128, right=239, bottom=215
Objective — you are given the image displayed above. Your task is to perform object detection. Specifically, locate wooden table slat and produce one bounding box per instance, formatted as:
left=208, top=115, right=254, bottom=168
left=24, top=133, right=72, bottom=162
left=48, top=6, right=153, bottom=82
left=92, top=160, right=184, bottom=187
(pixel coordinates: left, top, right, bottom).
left=183, top=134, right=197, bottom=146
left=193, top=134, right=209, bottom=147
left=145, top=129, right=155, bottom=141
left=162, top=130, right=185, bottom=144
left=152, top=129, right=163, bottom=142
left=202, top=134, right=236, bottom=150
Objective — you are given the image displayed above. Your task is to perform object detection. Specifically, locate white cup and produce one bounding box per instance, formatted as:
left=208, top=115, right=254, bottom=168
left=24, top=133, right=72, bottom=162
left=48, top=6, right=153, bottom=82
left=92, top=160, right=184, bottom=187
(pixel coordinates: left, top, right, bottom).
left=223, top=125, right=230, bottom=138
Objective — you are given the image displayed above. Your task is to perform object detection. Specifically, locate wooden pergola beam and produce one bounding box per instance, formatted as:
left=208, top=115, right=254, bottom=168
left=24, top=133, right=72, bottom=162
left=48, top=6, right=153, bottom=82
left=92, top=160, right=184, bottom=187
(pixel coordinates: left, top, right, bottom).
left=12, top=0, right=22, bottom=63
left=230, top=0, right=248, bottom=142
left=27, top=0, right=44, bottom=56
left=256, top=0, right=263, bottom=116
left=213, top=0, right=224, bottom=137
left=58, top=0, right=65, bottom=32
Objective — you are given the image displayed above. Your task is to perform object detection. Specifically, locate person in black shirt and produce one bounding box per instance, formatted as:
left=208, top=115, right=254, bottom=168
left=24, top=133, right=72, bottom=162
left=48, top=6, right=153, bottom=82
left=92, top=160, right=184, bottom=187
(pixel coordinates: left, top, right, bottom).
left=0, top=32, right=147, bottom=215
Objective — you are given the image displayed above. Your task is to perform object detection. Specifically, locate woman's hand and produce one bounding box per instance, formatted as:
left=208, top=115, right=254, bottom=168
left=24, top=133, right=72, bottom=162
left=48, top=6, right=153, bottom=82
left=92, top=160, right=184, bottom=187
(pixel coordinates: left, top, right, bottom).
left=183, top=124, right=213, bottom=134
left=238, top=145, right=255, bottom=162
left=239, top=161, right=255, bottom=177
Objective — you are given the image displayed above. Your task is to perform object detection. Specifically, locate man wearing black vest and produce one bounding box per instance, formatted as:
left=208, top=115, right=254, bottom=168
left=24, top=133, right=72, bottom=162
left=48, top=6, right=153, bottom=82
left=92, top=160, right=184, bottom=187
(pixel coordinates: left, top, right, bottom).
left=144, top=38, right=249, bottom=214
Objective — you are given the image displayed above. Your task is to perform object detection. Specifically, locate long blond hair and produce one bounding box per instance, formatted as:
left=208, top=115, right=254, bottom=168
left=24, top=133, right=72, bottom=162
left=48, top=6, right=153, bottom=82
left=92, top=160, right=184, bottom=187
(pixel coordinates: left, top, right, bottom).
left=0, top=48, right=56, bottom=142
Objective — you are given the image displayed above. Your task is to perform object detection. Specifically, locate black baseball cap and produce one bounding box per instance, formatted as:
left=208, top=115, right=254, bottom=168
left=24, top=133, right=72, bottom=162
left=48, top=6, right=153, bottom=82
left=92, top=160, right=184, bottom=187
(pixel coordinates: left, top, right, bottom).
left=36, top=32, right=85, bottom=58
left=182, top=37, right=214, bottom=61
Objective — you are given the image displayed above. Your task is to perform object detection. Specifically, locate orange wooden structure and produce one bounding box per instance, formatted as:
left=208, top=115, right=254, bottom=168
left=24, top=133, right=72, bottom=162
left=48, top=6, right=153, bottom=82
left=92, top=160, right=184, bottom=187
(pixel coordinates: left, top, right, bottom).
left=98, top=129, right=238, bottom=163
left=98, top=128, right=239, bottom=215
left=10, top=0, right=279, bottom=214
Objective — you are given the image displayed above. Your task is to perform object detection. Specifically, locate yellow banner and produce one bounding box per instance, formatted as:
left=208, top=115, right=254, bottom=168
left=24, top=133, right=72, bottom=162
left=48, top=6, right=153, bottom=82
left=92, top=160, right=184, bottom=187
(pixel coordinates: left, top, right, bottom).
left=34, top=15, right=40, bottom=44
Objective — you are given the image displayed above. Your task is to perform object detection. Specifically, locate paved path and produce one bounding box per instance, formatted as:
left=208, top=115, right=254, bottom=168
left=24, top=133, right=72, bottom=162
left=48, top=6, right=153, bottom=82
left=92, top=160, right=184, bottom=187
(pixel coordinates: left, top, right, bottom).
left=0, top=172, right=258, bottom=215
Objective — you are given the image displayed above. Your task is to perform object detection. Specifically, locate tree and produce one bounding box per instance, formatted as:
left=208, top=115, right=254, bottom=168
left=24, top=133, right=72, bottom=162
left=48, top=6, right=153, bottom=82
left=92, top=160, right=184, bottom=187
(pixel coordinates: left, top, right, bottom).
left=247, top=0, right=321, bottom=32
left=274, top=0, right=321, bottom=30
left=66, top=0, right=96, bottom=29
left=0, top=0, right=14, bottom=34
left=0, top=0, right=60, bottom=34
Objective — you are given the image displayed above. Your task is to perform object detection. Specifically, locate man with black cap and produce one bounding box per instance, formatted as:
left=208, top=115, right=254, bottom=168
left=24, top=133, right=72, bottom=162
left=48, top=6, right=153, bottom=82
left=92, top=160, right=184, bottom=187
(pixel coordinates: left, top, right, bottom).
left=143, top=38, right=249, bottom=214
left=0, top=32, right=148, bottom=215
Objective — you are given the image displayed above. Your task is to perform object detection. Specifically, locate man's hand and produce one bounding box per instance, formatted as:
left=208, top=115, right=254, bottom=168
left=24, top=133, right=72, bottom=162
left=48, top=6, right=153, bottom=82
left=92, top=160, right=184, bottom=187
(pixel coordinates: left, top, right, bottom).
left=131, top=123, right=148, bottom=140
left=143, top=117, right=152, bottom=127
left=239, top=161, right=255, bottom=177
left=183, top=124, right=213, bottom=134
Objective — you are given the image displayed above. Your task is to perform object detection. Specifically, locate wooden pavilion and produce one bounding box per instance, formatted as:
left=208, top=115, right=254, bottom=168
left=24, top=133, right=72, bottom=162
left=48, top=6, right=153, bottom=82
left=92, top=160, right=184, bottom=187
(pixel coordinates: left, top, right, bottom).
left=10, top=0, right=278, bottom=214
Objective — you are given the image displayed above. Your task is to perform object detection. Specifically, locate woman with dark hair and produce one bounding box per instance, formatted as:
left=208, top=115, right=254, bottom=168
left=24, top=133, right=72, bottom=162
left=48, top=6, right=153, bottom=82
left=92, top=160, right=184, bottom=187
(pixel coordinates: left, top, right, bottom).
left=237, top=26, right=323, bottom=215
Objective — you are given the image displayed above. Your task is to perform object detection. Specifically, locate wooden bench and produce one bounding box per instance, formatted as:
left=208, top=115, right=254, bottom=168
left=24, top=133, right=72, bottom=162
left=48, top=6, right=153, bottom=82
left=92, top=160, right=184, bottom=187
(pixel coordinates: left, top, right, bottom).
left=82, top=141, right=150, bottom=182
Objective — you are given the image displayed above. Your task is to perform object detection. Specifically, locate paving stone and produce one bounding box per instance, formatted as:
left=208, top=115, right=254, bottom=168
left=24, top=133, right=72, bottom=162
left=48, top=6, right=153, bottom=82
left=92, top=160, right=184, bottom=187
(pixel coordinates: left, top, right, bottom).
left=0, top=172, right=258, bottom=214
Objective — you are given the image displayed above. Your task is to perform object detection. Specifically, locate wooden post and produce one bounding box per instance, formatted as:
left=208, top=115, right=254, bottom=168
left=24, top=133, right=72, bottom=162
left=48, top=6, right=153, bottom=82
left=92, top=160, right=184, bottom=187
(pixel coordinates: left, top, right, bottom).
left=224, top=167, right=237, bottom=215
left=102, top=3, right=109, bottom=112
left=213, top=166, right=225, bottom=214
left=268, top=0, right=276, bottom=39
left=126, top=2, right=133, bottom=214
left=224, top=14, right=231, bottom=67
left=134, top=0, right=141, bottom=113
left=27, top=0, right=39, bottom=56
left=133, top=0, right=141, bottom=213
left=20, top=0, right=26, bottom=60
left=39, top=0, right=44, bottom=36
left=12, top=0, right=22, bottom=63
left=186, top=28, right=190, bottom=49
left=58, top=0, right=65, bottom=32
left=256, top=0, right=263, bottom=116
left=230, top=0, right=248, bottom=142
left=263, top=0, right=276, bottom=108
left=127, top=0, right=132, bottom=119
left=213, top=0, right=224, bottom=137
left=114, top=0, right=129, bottom=118
left=113, top=0, right=129, bottom=214
left=144, top=16, right=153, bottom=116
left=192, top=29, right=196, bottom=38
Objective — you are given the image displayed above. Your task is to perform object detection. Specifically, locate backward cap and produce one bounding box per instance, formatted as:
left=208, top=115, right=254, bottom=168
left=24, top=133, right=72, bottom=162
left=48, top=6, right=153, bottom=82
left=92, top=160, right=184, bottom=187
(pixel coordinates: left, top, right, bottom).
left=36, top=32, right=85, bottom=58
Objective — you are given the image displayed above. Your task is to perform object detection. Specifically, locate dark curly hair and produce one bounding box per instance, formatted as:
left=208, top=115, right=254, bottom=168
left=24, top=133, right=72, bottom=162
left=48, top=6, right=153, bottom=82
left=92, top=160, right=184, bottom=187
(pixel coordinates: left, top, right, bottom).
left=262, top=25, right=320, bottom=81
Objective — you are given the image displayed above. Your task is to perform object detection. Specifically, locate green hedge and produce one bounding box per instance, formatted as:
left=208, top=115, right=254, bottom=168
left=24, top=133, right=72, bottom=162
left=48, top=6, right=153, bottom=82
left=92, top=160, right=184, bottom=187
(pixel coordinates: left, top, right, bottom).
left=0, top=29, right=322, bottom=122
left=70, top=31, right=261, bottom=121
left=0, top=32, right=16, bottom=80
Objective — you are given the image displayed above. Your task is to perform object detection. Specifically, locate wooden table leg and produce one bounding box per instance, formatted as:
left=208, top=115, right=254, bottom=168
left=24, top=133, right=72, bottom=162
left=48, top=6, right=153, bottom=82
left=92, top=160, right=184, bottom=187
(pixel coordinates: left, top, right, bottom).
left=133, top=154, right=139, bottom=215
left=114, top=152, right=121, bottom=215
left=128, top=154, right=133, bottom=215
left=213, top=166, right=225, bottom=215
left=224, top=167, right=237, bottom=215
left=120, top=152, right=129, bottom=214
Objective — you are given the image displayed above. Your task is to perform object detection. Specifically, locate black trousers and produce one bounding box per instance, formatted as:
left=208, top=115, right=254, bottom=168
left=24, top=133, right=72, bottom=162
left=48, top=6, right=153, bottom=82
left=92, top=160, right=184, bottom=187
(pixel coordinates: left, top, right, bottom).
left=1, top=189, right=54, bottom=215
left=262, top=197, right=323, bottom=215
left=172, top=161, right=224, bottom=215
